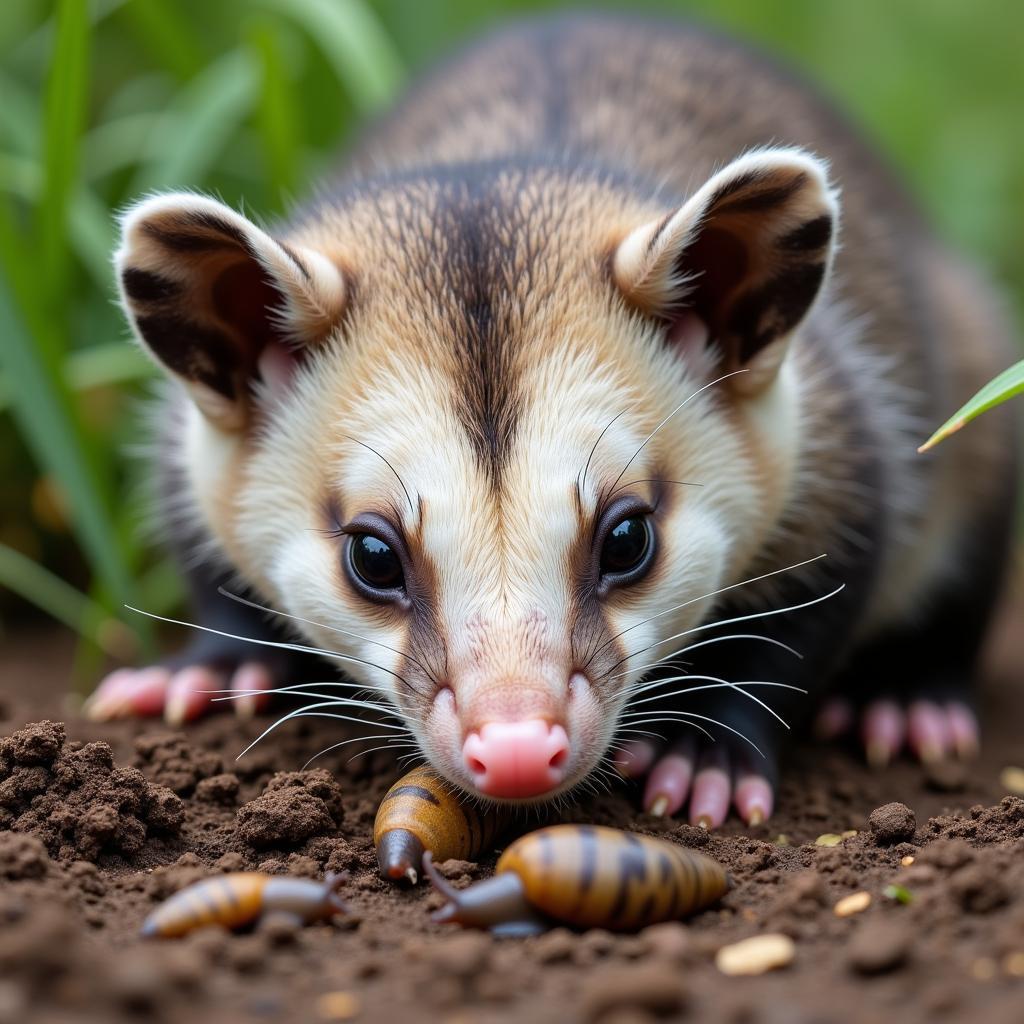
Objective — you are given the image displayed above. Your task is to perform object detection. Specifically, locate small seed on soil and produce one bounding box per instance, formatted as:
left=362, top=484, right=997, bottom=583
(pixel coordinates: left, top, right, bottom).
left=774, top=834, right=790, bottom=846
left=715, top=933, right=795, bottom=976
left=315, top=991, right=361, bottom=1020
left=999, top=766, right=1024, bottom=796
left=883, top=884, right=914, bottom=905
left=834, top=892, right=871, bottom=917
left=815, top=833, right=843, bottom=847
left=970, top=958, right=997, bottom=982
left=841, top=830, right=858, bottom=839
left=900, top=855, right=915, bottom=867
left=1002, top=952, right=1024, bottom=977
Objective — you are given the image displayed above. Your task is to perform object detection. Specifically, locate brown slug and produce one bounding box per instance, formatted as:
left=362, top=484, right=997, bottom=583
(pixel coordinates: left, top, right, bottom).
left=141, top=872, right=347, bottom=938
left=424, top=824, right=729, bottom=936
left=374, top=765, right=509, bottom=884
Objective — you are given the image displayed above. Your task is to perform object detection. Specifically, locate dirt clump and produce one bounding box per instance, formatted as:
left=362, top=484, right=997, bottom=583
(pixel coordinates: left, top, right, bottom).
left=0, top=720, right=183, bottom=861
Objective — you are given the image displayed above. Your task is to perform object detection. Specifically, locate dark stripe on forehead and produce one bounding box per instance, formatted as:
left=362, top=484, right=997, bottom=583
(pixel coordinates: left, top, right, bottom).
left=436, top=180, right=526, bottom=482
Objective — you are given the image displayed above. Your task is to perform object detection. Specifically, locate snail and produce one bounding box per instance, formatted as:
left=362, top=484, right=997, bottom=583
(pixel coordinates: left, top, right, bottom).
left=424, top=824, right=729, bottom=936
left=141, top=872, right=347, bottom=937
left=374, top=765, right=509, bottom=884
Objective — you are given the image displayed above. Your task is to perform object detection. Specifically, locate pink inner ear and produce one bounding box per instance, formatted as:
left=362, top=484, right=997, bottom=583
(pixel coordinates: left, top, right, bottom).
left=667, top=310, right=710, bottom=357
left=257, top=341, right=297, bottom=400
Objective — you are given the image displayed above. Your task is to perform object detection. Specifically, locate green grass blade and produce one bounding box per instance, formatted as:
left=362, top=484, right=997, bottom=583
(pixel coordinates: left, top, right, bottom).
left=259, top=0, right=404, bottom=114
left=0, top=342, right=152, bottom=414
left=39, top=0, right=92, bottom=313
left=120, top=0, right=206, bottom=81
left=248, top=19, right=302, bottom=205
left=0, top=69, right=39, bottom=153
left=0, top=543, right=136, bottom=658
left=129, top=49, right=258, bottom=193
left=919, top=359, right=1024, bottom=451
left=0, top=271, right=135, bottom=612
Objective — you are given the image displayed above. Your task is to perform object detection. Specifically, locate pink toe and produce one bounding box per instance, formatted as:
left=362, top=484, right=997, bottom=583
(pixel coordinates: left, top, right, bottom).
left=734, top=773, right=774, bottom=826
left=165, top=667, right=221, bottom=726
left=614, top=740, right=658, bottom=779
left=862, top=699, right=906, bottom=767
left=814, top=698, right=853, bottom=740
left=84, top=669, right=135, bottom=721
left=230, top=663, right=274, bottom=719
left=122, top=666, right=174, bottom=717
left=644, top=743, right=695, bottom=816
left=689, top=749, right=731, bottom=829
left=945, top=702, right=979, bottom=760
left=907, top=700, right=951, bottom=763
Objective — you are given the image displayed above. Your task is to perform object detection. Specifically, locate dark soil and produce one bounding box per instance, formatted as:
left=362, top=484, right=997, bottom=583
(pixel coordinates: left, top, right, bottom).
left=1, top=590, right=1023, bottom=1024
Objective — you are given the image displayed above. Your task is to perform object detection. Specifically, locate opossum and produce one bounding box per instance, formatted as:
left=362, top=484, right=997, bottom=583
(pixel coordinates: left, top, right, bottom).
left=89, top=14, right=1019, bottom=828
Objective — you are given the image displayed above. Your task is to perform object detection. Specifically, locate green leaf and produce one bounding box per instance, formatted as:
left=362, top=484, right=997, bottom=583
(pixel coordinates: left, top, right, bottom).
left=883, top=884, right=914, bottom=905
left=919, top=359, right=1024, bottom=451
left=0, top=543, right=135, bottom=658
left=120, top=0, right=206, bottom=81
left=259, top=0, right=404, bottom=114
left=128, top=48, right=258, bottom=193
left=0, top=270, right=136, bottom=613
left=39, top=0, right=92, bottom=314
left=248, top=19, right=302, bottom=205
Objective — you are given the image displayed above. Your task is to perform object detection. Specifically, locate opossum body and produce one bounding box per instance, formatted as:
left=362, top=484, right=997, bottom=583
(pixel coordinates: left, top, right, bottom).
left=96, top=14, right=1018, bottom=827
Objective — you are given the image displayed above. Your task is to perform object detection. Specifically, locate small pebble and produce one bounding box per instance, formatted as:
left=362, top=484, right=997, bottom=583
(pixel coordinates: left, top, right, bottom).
left=833, top=891, right=871, bottom=918
left=640, top=922, right=691, bottom=964
left=1002, top=952, right=1024, bottom=977
left=847, top=922, right=910, bottom=974
left=999, top=766, right=1024, bottom=796
left=580, top=964, right=686, bottom=1021
left=316, top=991, right=361, bottom=1020
left=814, top=834, right=843, bottom=847
left=970, top=957, right=997, bottom=982
left=532, top=928, right=575, bottom=964
left=868, top=802, right=916, bottom=845
left=715, top=933, right=795, bottom=976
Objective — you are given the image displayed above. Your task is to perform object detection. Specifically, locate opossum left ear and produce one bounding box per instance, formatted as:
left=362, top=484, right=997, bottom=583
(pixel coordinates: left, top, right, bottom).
left=116, top=193, right=347, bottom=430
left=613, top=148, right=837, bottom=396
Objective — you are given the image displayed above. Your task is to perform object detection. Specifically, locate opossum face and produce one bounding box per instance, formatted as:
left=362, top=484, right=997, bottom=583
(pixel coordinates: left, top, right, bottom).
left=118, top=149, right=835, bottom=802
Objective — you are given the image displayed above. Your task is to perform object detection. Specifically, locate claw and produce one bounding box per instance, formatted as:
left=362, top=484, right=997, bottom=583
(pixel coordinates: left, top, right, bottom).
left=230, top=662, right=274, bottom=719
left=862, top=699, right=906, bottom=769
left=907, top=700, right=951, bottom=764
left=689, top=748, right=731, bottom=830
left=165, top=667, right=221, bottom=726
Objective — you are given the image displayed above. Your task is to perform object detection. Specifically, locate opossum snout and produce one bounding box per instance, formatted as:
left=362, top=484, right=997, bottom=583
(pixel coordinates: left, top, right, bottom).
left=462, top=719, right=570, bottom=798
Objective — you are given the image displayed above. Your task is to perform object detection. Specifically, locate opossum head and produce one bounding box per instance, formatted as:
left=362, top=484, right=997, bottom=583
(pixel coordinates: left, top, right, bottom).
left=117, top=148, right=836, bottom=802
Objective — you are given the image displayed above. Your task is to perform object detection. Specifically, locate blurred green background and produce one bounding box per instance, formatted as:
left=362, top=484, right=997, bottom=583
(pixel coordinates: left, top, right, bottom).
left=1, top=0, right=1021, bottom=675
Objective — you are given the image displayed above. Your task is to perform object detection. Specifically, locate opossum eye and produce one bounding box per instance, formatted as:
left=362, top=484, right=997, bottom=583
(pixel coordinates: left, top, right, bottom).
left=597, top=497, right=654, bottom=591
left=348, top=533, right=405, bottom=595
left=600, top=516, right=651, bottom=576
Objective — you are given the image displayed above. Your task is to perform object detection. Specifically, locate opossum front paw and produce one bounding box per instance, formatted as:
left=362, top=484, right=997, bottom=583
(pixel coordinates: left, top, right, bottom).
left=84, top=660, right=275, bottom=726
left=814, top=697, right=978, bottom=767
left=613, top=735, right=775, bottom=829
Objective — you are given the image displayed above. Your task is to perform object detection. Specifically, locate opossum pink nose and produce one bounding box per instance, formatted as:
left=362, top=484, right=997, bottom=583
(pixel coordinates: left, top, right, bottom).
left=462, top=720, right=570, bottom=798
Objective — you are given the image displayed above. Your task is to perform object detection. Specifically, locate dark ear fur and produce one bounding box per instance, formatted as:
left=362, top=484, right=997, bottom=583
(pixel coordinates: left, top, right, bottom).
left=116, top=194, right=346, bottom=429
left=613, top=148, right=838, bottom=394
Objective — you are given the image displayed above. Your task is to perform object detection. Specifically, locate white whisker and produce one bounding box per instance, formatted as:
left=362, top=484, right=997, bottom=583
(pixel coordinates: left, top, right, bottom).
left=217, top=588, right=436, bottom=682
left=614, top=633, right=803, bottom=684
left=621, top=711, right=763, bottom=757
left=612, top=583, right=845, bottom=672
left=124, top=605, right=421, bottom=692
left=586, top=552, right=826, bottom=668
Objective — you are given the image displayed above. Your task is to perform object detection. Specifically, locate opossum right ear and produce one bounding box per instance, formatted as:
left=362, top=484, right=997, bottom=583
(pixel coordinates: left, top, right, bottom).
left=116, top=193, right=346, bottom=430
left=613, top=148, right=837, bottom=396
